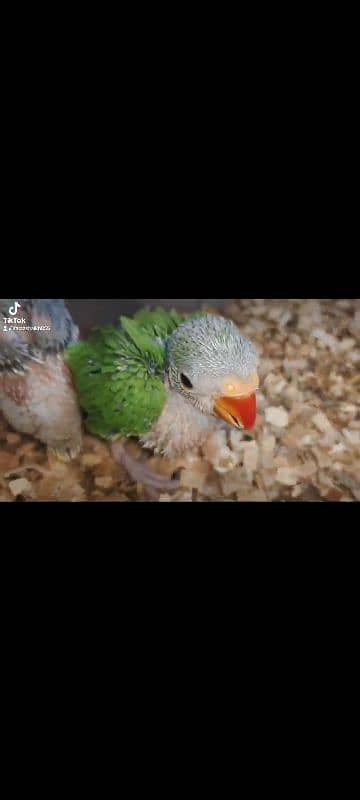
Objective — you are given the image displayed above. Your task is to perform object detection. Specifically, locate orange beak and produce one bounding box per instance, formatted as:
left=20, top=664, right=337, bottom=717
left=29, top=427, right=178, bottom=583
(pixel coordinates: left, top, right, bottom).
left=214, top=393, right=257, bottom=430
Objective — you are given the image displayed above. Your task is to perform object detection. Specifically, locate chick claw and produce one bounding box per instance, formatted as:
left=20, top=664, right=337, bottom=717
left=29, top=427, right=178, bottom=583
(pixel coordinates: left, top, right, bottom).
left=111, top=441, right=181, bottom=494
left=49, top=441, right=82, bottom=462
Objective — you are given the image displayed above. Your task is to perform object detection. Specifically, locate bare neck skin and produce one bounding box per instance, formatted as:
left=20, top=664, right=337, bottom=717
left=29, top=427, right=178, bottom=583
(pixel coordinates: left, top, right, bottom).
left=141, top=386, right=216, bottom=458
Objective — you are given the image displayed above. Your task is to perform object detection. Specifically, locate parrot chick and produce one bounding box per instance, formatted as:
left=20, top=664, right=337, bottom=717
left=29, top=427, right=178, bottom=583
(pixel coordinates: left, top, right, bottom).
left=65, top=309, right=259, bottom=492
left=0, top=299, right=83, bottom=461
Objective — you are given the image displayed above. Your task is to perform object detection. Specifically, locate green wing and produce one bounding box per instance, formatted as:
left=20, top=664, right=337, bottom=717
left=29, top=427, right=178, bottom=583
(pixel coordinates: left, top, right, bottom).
left=132, top=306, right=203, bottom=343
left=64, top=308, right=188, bottom=439
left=132, top=307, right=186, bottom=343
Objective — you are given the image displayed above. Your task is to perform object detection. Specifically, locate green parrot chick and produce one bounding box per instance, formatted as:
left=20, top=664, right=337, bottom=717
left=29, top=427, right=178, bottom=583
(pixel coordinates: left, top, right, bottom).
left=66, top=310, right=259, bottom=459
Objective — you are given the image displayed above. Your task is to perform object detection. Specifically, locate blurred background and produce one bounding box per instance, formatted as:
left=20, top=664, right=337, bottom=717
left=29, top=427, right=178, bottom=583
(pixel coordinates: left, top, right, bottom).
left=66, top=300, right=232, bottom=337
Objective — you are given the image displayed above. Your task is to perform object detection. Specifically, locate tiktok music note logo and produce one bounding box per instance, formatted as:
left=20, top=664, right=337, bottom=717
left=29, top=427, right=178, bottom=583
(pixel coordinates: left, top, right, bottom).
left=9, top=301, right=21, bottom=315
left=3, top=301, right=26, bottom=332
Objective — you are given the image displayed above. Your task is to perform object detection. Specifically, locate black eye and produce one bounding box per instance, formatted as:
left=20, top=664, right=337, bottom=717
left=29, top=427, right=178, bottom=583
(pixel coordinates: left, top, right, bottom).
left=181, top=373, right=193, bottom=389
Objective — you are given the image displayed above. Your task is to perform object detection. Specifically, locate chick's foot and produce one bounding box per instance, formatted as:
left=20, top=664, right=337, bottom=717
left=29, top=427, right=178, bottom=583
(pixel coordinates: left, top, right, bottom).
left=48, top=439, right=82, bottom=462
left=111, top=440, right=181, bottom=493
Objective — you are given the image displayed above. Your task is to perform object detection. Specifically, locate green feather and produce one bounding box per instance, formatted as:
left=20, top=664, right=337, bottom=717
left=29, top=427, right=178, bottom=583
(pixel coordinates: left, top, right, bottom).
left=132, top=307, right=186, bottom=341
left=64, top=308, right=192, bottom=440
